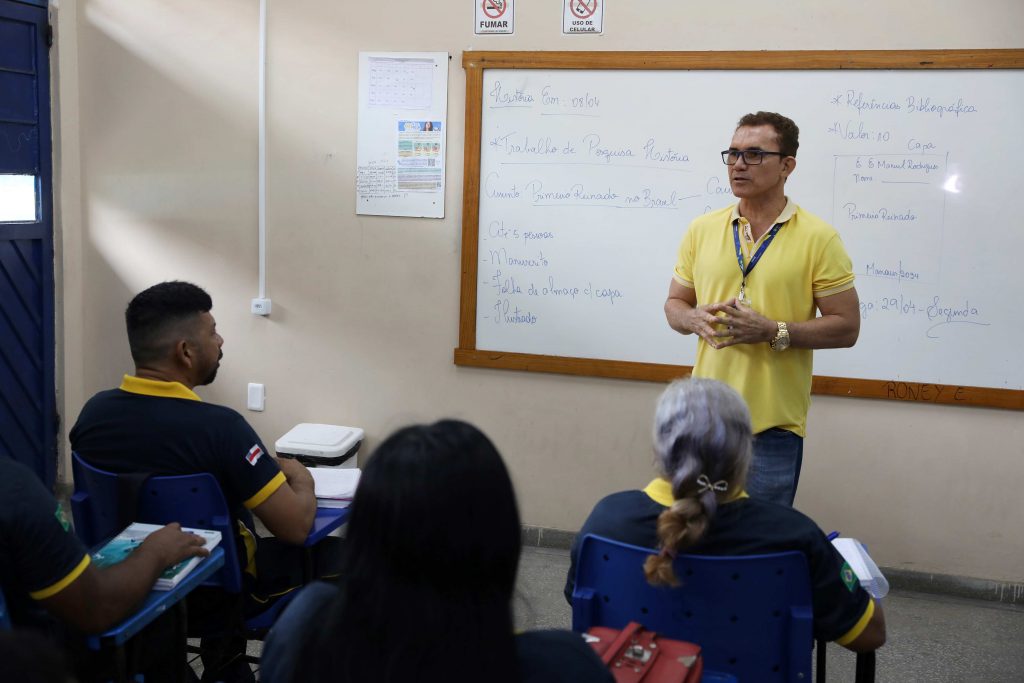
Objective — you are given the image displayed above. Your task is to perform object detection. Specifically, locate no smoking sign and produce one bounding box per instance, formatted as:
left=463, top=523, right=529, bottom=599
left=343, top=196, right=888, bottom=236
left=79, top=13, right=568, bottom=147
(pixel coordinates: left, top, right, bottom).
left=475, top=0, right=514, bottom=35
left=563, top=0, right=604, bottom=34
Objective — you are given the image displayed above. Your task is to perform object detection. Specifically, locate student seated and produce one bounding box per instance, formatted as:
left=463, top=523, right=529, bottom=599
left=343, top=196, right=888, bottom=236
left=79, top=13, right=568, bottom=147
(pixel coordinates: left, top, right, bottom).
left=565, top=378, right=886, bottom=653
left=260, top=419, right=613, bottom=683
left=70, top=281, right=341, bottom=682
left=0, top=456, right=209, bottom=680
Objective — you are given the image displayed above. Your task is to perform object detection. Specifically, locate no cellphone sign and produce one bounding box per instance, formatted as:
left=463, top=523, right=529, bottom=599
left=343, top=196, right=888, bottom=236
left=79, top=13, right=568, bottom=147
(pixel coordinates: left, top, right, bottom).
left=563, top=0, right=603, bottom=34
left=476, top=0, right=514, bottom=35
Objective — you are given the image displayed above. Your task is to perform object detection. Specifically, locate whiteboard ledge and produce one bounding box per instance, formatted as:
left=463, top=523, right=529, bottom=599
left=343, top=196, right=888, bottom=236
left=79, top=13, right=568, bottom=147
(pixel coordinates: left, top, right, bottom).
left=454, top=348, right=1023, bottom=411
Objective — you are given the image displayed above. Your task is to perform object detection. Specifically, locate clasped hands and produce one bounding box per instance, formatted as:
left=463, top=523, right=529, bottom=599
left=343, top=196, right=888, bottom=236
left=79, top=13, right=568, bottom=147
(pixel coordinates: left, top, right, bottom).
left=686, top=298, right=776, bottom=349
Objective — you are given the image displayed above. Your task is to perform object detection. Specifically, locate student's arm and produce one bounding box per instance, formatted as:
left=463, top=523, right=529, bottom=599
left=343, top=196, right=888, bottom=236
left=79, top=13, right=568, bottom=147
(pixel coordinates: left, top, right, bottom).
left=837, top=598, right=886, bottom=652
left=251, top=458, right=317, bottom=545
left=40, top=524, right=209, bottom=634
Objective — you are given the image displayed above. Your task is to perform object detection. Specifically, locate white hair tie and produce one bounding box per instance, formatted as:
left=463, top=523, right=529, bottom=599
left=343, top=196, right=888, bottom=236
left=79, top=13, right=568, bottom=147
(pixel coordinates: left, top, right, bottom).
left=696, top=474, right=729, bottom=495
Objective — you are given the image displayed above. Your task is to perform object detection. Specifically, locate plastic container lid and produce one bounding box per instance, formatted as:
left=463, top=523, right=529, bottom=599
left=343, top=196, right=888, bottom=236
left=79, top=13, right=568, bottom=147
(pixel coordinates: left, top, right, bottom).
left=275, top=423, right=364, bottom=460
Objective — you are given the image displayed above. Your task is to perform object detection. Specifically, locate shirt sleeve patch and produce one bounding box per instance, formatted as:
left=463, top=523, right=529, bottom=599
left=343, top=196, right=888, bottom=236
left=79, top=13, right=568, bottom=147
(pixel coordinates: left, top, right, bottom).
left=30, top=555, right=91, bottom=600
left=245, top=444, right=265, bottom=466
left=54, top=504, right=71, bottom=532
left=243, top=471, right=286, bottom=509
left=840, top=561, right=859, bottom=593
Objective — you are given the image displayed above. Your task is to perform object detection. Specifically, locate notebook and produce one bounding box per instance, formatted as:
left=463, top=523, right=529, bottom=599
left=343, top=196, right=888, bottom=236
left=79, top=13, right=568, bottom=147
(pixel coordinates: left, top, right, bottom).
left=90, top=522, right=222, bottom=590
left=310, top=467, right=361, bottom=508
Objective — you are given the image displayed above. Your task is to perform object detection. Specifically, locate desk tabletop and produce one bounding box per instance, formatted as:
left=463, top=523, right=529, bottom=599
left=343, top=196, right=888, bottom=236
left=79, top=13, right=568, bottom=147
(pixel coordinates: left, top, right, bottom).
left=305, top=505, right=351, bottom=547
left=88, top=546, right=226, bottom=648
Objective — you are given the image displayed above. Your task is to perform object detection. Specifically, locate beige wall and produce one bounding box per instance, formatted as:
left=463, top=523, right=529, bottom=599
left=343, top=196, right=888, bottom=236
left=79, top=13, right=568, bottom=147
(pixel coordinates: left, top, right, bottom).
left=53, top=0, right=1024, bottom=582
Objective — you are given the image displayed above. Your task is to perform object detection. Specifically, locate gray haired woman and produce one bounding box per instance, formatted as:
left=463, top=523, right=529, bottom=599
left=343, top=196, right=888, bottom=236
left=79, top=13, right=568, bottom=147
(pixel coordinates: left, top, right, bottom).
left=565, top=377, right=885, bottom=653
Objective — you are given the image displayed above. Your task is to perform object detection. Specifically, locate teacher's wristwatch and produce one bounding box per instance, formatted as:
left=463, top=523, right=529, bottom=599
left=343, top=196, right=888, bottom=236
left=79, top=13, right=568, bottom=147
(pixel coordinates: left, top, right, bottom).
left=769, top=321, right=790, bottom=351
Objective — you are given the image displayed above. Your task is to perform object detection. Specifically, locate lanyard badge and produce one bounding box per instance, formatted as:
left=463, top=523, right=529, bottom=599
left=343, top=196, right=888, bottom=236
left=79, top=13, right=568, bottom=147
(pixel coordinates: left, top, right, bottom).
left=732, top=220, right=784, bottom=306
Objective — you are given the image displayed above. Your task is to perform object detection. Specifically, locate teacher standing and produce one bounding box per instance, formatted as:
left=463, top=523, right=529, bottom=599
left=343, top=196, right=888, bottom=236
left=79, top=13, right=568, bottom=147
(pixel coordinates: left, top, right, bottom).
left=664, top=111, right=860, bottom=506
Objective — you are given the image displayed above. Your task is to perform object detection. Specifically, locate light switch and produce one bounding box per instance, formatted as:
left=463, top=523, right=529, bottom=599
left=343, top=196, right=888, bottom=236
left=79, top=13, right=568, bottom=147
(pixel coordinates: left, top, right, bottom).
left=247, top=383, right=265, bottom=411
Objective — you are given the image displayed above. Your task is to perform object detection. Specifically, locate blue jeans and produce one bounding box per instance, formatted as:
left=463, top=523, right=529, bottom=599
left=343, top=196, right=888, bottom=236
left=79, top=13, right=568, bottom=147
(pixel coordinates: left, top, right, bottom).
left=747, top=428, right=804, bottom=506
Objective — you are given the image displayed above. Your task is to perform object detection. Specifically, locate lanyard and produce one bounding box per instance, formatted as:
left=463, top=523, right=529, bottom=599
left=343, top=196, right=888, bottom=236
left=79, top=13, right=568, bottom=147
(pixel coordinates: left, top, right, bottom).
left=732, top=219, right=784, bottom=292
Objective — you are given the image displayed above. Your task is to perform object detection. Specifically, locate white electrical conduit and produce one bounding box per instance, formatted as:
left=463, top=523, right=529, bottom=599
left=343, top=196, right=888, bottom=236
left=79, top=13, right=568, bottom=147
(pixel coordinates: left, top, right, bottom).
left=258, top=0, right=268, bottom=302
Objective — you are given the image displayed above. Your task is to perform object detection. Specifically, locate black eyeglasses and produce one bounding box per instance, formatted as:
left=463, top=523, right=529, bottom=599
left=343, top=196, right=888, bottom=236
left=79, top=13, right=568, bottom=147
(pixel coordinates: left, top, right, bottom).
left=721, top=149, right=787, bottom=165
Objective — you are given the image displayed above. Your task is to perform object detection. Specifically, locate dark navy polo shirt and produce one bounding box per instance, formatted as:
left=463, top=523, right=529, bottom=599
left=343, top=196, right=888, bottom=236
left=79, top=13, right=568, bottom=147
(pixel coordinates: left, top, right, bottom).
left=566, top=478, right=873, bottom=644
left=0, top=457, right=90, bottom=628
left=70, top=375, right=286, bottom=572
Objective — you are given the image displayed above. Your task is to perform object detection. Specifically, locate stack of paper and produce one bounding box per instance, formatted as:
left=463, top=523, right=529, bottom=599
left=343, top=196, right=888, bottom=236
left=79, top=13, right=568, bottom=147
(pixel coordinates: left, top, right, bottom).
left=310, top=467, right=361, bottom=509
left=91, top=522, right=222, bottom=590
left=831, top=538, right=890, bottom=599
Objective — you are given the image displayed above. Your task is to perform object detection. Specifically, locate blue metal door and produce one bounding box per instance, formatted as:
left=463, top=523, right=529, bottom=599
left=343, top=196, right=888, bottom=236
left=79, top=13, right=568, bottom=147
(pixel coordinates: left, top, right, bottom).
left=0, top=0, right=56, bottom=487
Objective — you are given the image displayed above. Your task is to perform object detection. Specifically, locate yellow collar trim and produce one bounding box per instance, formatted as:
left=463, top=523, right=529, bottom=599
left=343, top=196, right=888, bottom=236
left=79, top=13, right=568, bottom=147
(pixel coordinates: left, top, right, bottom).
left=730, top=197, right=797, bottom=227
left=119, top=375, right=201, bottom=402
left=643, top=477, right=749, bottom=506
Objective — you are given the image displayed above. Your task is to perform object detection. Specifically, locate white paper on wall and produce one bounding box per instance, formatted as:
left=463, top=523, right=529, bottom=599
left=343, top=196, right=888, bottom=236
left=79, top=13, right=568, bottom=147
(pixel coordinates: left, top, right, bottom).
left=356, top=52, right=449, bottom=218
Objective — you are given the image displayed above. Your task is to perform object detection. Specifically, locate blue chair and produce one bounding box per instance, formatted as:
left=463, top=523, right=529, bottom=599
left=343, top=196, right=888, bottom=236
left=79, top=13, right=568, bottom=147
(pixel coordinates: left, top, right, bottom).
left=70, top=452, right=300, bottom=668
left=573, top=533, right=859, bottom=682
left=572, top=534, right=877, bottom=683
left=71, top=452, right=242, bottom=593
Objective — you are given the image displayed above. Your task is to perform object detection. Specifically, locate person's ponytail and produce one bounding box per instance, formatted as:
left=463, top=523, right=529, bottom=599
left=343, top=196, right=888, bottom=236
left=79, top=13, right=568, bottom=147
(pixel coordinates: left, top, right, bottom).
left=644, top=482, right=719, bottom=586
left=646, top=378, right=753, bottom=587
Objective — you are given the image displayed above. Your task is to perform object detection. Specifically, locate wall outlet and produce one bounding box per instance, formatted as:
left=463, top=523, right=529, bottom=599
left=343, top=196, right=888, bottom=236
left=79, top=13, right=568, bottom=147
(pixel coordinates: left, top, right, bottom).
left=251, top=298, right=272, bottom=316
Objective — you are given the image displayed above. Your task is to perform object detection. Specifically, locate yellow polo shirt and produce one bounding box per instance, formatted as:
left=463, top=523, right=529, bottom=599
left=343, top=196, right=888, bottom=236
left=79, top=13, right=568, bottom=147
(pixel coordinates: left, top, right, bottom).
left=673, top=201, right=855, bottom=436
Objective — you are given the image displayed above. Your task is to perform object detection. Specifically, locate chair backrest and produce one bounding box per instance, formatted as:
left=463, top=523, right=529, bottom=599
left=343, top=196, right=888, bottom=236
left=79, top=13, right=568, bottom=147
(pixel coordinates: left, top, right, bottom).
left=70, top=452, right=123, bottom=547
left=571, top=534, right=814, bottom=683
left=70, top=452, right=243, bottom=593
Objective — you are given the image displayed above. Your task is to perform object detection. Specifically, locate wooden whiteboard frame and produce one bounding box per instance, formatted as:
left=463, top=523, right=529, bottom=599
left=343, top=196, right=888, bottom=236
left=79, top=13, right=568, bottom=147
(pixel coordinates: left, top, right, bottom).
left=455, top=50, right=1024, bottom=410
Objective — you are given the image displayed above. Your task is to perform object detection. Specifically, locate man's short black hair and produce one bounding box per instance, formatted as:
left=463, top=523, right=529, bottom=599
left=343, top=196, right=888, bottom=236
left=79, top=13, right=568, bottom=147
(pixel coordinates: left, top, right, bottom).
left=737, top=111, right=800, bottom=158
left=126, top=281, right=212, bottom=365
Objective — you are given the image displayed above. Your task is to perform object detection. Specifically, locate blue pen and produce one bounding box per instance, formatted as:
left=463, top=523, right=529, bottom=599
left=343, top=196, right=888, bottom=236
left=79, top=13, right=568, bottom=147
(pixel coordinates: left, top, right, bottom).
left=826, top=531, right=839, bottom=541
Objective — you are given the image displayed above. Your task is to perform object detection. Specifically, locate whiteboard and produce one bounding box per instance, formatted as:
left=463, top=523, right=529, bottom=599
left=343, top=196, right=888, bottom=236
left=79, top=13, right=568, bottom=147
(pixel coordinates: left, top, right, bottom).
left=456, top=51, right=1024, bottom=409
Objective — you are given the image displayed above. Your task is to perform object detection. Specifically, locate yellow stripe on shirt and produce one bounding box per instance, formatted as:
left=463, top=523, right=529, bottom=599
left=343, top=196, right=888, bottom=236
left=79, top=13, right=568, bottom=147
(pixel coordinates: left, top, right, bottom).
left=243, top=471, right=286, bottom=509
left=30, top=555, right=91, bottom=600
left=835, top=598, right=876, bottom=646
left=238, top=520, right=259, bottom=578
